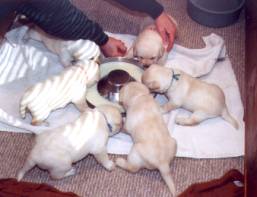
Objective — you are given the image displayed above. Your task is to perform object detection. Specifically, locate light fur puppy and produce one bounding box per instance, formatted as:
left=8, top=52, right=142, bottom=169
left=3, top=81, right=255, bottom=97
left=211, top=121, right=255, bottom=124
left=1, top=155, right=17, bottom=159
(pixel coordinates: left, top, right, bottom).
left=126, top=25, right=167, bottom=67
left=28, top=27, right=100, bottom=67
left=142, top=64, right=239, bottom=129
left=17, top=105, right=122, bottom=180
left=127, top=16, right=177, bottom=67
left=20, top=60, right=99, bottom=125
left=117, top=82, right=177, bottom=196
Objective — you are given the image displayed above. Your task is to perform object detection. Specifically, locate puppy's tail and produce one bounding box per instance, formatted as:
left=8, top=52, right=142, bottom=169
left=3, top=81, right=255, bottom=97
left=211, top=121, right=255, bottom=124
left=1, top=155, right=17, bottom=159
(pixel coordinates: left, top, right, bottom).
left=17, top=157, right=35, bottom=181
left=159, top=164, right=176, bottom=196
left=221, top=108, right=239, bottom=130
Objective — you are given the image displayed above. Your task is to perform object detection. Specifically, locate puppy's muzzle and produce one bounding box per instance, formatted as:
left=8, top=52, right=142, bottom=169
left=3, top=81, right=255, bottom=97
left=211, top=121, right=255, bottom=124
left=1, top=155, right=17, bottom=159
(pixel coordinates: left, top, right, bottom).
left=143, top=64, right=151, bottom=69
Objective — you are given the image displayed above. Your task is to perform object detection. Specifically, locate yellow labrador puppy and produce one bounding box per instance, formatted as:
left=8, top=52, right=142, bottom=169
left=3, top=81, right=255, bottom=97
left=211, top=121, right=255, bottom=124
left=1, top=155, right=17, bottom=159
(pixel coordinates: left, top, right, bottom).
left=28, top=27, right=100, bottom=67
left=117, top=82, right=177, bottom=196
left=20, top=60, right=99, bottom=125
left=127, top=16, right=177, bottom=67
left=142, top=64, right=239, bottom=129
left=17, top=105, right=122, bottom=180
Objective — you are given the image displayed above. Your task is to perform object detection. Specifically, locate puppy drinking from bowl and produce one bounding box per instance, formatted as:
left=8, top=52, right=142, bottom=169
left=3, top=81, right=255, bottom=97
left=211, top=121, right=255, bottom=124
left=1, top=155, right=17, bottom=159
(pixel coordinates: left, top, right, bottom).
left=126, top=16, right=177, bottom=67
left=142, top=64, right=239, bottom=129
left=20, top=60, right=99, bottom=126
left=117, top=82, right=177, bottom=196
left=17, top=105, right=122, bottom=180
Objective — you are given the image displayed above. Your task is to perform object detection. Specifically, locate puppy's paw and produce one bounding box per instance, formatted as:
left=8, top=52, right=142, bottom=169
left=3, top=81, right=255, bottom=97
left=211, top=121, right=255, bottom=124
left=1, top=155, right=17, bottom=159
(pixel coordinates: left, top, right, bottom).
left=175, top=116, right=199, bottom=126
left=65, top=167, right=76, bottom=177
left=175, top=116, right=188, bottom=125
left=105, top=160, right=116, bottom=171
left=31, top=119, right=49, bottom=126
left=116, top=158, right=127, bottom=168
left=160, top=106, right=169, bottom=114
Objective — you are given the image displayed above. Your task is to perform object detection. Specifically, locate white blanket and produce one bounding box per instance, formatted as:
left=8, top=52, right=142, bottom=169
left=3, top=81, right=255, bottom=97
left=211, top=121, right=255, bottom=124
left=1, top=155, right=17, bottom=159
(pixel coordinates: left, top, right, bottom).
left=0, top=26, right=244, bottom=158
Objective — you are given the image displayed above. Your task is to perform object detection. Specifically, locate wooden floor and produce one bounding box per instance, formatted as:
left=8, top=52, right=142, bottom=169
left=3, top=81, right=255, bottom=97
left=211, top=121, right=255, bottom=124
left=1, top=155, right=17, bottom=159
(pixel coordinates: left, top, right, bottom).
left=245, top=0, right=257, bottom=196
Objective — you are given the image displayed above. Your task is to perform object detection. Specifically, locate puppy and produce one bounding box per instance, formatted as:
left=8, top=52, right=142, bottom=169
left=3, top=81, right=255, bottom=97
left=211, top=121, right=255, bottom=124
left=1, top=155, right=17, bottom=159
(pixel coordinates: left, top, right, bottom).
left=17, top=105, right=122, bottom=180
left=117, top=82, right=177, bottom=196
left=142, top=64, right=239, bottom=129
left=127, top=16, right=177, bottom=67
left=20, top=60, right=99, bottom=125
left=28, top=27, right=100, bottom=67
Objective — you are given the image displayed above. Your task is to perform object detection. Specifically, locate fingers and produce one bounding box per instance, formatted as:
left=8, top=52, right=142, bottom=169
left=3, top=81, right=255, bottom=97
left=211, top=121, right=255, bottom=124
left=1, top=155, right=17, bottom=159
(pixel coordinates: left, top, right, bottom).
left=159, top=29, right=168, bottom=46
left=167, top=33, right=175, bottom=51
left=118, top=42, right=127, bottom=56
left=155, top=12, right=177, bottom=52
left=100, top=37, right=127, bottom=57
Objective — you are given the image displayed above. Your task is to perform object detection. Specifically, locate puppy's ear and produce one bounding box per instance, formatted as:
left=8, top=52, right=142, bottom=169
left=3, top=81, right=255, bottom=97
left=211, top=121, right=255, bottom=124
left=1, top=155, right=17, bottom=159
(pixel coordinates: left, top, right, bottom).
left=125, top=46, right=134, bottom=59
left=146, top=81, right=160, bottom=91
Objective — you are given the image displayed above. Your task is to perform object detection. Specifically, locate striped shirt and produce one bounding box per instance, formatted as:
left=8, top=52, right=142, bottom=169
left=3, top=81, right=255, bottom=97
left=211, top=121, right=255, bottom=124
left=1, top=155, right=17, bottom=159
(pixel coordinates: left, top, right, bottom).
left=1, top=0, right=164, bottom=45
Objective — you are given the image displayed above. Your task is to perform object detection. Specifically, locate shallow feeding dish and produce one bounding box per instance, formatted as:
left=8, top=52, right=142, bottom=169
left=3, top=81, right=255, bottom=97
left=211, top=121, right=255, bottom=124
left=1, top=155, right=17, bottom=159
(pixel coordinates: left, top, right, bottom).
left=86, top=57, right=144, bottom=113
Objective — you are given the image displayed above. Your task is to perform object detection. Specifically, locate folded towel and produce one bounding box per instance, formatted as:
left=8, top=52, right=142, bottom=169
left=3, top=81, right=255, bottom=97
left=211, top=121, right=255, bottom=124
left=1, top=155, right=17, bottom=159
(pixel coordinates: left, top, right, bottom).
left=0, top=26, right=244, bottom=158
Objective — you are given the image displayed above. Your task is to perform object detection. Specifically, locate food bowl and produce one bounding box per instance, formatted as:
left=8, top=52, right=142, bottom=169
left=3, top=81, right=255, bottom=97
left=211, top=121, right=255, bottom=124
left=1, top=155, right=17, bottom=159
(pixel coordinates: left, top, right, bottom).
left=97, top=69, right=135, bottom=103
left=86, top=57, right=144, bottom=113
left=187, top=0, right=245, bottom=27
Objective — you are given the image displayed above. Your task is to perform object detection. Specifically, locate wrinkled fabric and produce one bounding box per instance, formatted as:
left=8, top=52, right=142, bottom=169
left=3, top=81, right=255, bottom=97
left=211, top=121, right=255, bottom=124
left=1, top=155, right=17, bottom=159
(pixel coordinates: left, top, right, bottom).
left=0, top=178, right=79, bottom=197
left=179, top=169, right=244, bottom=197
left=0, top=27, right=244, bottom=159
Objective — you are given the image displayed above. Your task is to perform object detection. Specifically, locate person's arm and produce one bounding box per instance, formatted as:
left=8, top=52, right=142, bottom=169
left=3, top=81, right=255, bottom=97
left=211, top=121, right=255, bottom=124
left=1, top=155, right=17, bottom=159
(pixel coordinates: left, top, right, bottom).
left=16, top=0, right=126, bottom=57
left=16, top=0, right=108, bottom=46
left=113, top=0, right=164, bottom=19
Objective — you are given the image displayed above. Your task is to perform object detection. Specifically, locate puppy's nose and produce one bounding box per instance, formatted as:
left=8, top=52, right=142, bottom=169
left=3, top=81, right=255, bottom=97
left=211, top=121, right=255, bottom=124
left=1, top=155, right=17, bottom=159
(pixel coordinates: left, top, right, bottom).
left=143, top=64, right=150, bottom=69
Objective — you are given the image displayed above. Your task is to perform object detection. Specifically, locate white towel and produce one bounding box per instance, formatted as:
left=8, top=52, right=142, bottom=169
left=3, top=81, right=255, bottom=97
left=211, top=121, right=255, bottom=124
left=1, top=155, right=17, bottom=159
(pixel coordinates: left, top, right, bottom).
left=0, top=26, right=244, bottom=158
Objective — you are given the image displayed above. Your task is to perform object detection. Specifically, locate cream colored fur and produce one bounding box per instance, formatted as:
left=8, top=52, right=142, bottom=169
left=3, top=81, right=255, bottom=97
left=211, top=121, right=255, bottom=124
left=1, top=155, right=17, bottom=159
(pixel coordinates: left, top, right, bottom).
left=19, top=60, right=99, bottom=125
left=117, top=82, right=177, bottom=196
left=17, top=105, right=122, bottom=180
left=126, top=15, right=177, bottom=67
left=126, top=26, right=167, bottom=67
left=28, top=27, right=100, bottom=67
left=142, top=64, right=239, bottom=129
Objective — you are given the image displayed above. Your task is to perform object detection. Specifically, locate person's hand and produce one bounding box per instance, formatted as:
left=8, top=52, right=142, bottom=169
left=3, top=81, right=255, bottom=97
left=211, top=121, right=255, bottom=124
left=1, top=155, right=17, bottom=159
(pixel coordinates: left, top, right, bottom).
left=155, top=12, right=177, bottom=51
left=100, top=37, right=127, bottom=57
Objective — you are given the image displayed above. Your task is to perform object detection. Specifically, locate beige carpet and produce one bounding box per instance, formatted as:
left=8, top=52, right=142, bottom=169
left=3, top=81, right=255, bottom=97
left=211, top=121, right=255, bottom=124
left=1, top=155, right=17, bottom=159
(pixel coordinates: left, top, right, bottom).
left=0, top=0, right=244, bottom=196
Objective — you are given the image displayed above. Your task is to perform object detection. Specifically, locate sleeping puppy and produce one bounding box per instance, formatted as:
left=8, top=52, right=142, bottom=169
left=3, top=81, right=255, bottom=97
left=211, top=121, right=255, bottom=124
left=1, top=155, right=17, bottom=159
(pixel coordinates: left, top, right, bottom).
left=127, top=16, right=177, bottom=67
left=28, top=27, right=100, bottom=67
left=142, top=64, right=239, bottom=129
left=17, top=105, right=122, bottom=180
left=20, top=60, right=99, bottom=126
left=117, top=82, right=177, bottom=196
